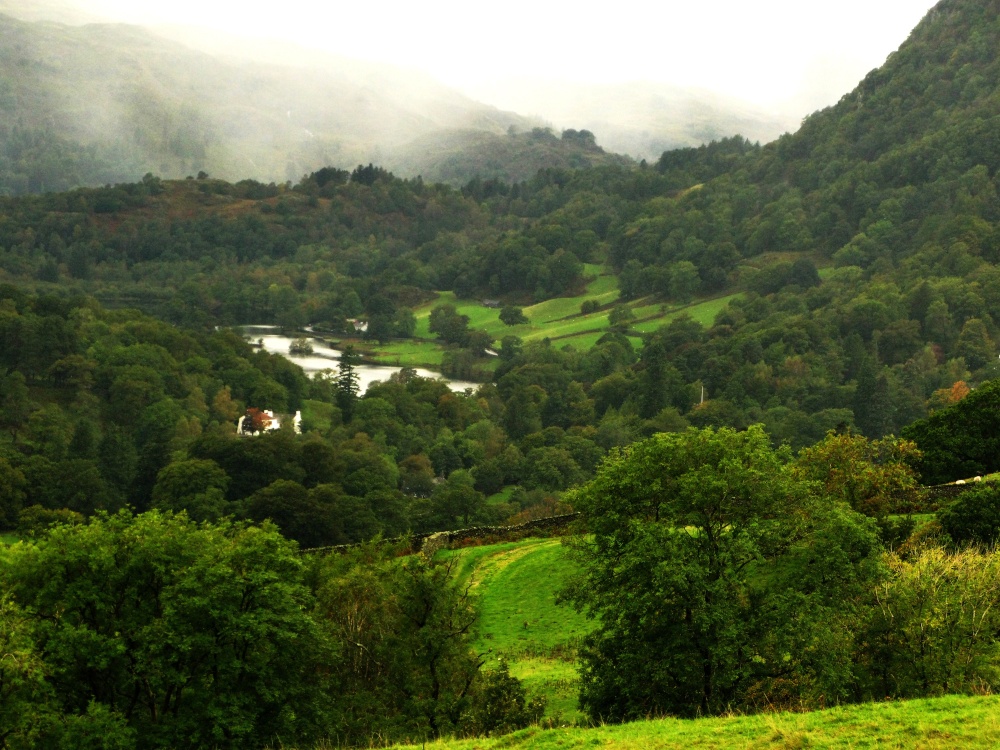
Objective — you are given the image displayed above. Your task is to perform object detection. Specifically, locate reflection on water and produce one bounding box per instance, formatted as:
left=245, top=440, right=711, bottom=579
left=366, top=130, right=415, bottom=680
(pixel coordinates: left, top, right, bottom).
left=240, top=328, right=480, bottom=394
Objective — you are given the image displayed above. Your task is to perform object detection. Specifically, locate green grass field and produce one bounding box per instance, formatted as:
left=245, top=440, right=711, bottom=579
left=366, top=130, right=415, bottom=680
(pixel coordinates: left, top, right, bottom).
left=278, top=533, right=1000, bottom=748
left=631, top=293, right=742, bottom=332
left=388, top=694, right=1000, bottom=749
left=368, top=339, right=448, bottom=367
left=364, top=272, right=743, bottom=369
left=440, top=538, right=593, bottom=723
left=485, top=487, right=517, bottom=506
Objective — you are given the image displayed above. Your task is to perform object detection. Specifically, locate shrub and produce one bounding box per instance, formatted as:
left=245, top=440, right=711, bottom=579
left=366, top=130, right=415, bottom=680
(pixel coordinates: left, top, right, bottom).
left=938, top=483, right=1000, bottom=547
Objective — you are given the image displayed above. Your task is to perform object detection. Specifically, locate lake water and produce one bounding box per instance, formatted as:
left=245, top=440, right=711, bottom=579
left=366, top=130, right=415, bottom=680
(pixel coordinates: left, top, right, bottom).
left=239, top=327, right=481, bottom=394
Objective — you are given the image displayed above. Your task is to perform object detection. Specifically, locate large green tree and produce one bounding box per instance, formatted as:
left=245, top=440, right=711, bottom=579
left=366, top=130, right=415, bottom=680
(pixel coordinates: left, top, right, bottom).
left=564, top=425, right=882, bottom=721
left=311, top=545, right=495, bottom=743
left=336, top=345, right=362, bottom=420
left=0, top=511, right=329, bottom=749
left=902, top=378, right=1000, bottom=484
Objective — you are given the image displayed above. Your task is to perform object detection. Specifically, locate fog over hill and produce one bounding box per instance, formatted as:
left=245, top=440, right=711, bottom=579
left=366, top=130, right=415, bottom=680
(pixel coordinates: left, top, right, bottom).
left=474, top=79, right=798, bottom=161
left=0, top=0, right=858, bottom=192
left=0, top=10, right=560, bottom=192
left=0, top=0, right=938, bottom=192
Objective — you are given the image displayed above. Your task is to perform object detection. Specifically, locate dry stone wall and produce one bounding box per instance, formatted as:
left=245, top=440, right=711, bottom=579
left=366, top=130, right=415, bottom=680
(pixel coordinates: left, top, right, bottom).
left=301, top=513, right=580, bottom=556
left=302, top=481, right=986, bottom=557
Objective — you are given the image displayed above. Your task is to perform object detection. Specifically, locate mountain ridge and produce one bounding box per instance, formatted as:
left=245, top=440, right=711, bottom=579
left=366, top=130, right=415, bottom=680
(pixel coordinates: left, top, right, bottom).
left=0, top=5, right=804, bottom=192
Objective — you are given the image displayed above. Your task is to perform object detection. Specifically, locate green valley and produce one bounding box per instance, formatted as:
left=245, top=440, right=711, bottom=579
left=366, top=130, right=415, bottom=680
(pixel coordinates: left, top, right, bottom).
left=5, top=0, right=1000, bottom=747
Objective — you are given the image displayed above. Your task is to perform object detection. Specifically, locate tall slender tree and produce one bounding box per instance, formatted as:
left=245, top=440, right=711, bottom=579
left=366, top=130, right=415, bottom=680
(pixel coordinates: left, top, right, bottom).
left=337, top=345, right=361, bottom=420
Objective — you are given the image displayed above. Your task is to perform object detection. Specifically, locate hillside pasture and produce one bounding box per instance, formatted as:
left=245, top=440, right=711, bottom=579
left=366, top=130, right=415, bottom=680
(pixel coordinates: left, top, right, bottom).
left=439, top=538, right=592, bottom=722
left=376, top=276, right=740, bottom=369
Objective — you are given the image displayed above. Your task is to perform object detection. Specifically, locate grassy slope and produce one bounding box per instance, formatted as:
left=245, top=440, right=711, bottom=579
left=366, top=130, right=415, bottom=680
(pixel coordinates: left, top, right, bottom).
left=389, top=694, right=1000, bottom=749
left=440, top=538, right=593, bottom=722
left=416, top=537, right=1000, bottom=750
left=368, top=268, right=742, bottom=368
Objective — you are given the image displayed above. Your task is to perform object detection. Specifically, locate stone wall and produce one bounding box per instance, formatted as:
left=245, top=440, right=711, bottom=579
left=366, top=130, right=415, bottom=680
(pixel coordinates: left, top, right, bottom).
left=921, top=481, right=985, bottom=509
left=424, top=513, right=580, bottom=550
left=301, top=513, right=580, bottom=556
left=303, top=480, right=989, bottom=557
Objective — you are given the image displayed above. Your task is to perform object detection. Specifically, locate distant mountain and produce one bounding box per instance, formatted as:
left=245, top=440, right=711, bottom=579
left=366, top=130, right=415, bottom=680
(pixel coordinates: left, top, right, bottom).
left=0, top=12, right=545, bottom=193
left=150, top=24, right=634, bottom=184
left=0, top=0, right=98, bottom=24
left=388, top=127, right=633, bottom=185
left=1, top=0, right=1000, bottom=452
left=470, top=79, right=799, bottom=160
left=0, top=6, right=802, bottom=194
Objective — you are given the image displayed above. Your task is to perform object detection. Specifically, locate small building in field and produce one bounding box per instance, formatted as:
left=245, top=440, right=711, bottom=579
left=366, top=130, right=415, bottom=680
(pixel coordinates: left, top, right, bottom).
left=347, top=318, right=369, bottom=333
left=238, top=409, right=302, bottom=436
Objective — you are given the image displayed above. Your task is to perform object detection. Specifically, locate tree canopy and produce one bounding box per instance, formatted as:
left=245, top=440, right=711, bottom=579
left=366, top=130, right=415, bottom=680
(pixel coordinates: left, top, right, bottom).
left=564, top=426, right=883, bottom=720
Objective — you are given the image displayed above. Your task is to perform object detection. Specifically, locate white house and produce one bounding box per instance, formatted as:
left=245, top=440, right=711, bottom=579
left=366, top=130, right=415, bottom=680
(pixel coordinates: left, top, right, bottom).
left=237, top=409, right=302, bottom=436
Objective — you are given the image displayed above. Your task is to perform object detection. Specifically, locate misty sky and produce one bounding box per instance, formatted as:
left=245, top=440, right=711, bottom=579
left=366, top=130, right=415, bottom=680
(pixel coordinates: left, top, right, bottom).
left=81, top=0, right=934, bottom=110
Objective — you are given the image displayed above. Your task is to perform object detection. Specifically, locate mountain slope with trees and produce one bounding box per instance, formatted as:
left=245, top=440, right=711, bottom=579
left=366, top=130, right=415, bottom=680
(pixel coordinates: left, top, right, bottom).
left=1, top=0, right=1000, bottom=462
left=0, top=11, right=542, bottom=192
left=7, top=1, right=1000, bottom=745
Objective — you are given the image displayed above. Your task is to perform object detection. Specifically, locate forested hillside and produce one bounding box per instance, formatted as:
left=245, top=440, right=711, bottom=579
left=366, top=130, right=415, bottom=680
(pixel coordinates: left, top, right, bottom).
left=6, top=1, right=1000, bottom=747
left=2, top=0, right=998, bottom=570
left=2, top=0, right=1000, bottom=456
left=0, top=288, right=587, bottom=543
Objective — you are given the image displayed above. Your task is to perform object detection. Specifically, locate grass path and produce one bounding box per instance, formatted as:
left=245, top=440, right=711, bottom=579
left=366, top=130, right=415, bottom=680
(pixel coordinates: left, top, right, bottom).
left=440, top=538, right=593, bottom=722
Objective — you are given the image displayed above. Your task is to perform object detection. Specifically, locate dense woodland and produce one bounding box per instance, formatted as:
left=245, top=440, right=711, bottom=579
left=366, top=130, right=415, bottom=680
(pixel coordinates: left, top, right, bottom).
left=4, top=0, right=1000, bottom=746
left=3, top=0, right=1000, bottom=450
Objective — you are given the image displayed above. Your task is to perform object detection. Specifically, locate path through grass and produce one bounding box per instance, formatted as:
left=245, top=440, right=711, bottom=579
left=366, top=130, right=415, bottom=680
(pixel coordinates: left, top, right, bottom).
left=440, top=538, right=593, bottom=723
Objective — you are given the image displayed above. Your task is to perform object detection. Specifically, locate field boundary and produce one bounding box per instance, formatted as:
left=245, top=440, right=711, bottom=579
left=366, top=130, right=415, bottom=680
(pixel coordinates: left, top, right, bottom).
left=299, top=513, right=580, bottom=556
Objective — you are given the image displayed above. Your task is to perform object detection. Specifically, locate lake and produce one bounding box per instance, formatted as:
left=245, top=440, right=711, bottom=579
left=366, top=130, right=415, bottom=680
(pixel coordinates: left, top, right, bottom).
left=239, top=327, right=482, bottom=394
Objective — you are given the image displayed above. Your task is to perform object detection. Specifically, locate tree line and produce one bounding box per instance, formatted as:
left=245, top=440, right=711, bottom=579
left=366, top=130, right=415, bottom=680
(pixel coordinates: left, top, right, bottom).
left=565, top=423, right=1000, bottom=722
left=0, top=511, right=541, bottom=748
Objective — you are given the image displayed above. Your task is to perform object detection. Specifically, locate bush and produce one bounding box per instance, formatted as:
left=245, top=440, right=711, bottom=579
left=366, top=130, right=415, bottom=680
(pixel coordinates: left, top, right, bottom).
left=1, top=511, right=327, bottom=749
left=938, top=483, right=1000, bottom=546
left=17, top=504, right=83, bottom=535
left=499, top=306, right=528, bottom=326
left=462, top=660, right=545, bottom=736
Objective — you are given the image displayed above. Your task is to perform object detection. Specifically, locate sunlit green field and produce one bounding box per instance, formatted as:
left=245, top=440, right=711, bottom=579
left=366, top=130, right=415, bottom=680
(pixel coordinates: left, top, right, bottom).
left=632, top=293, right=742, bottom=332
left=368, top=339, right=449, bottom=367
left=439, top=538, right=593, bottom=723
left=369, top=271, right=742, bottom=369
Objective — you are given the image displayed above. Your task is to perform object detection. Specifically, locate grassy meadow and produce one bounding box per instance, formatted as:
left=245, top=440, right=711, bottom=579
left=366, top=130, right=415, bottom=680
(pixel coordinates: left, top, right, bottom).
left=364, top=266, right=743, bottom=369
left=439, top=538, right=593, bottom=723
left=414, top=534, right=1000, bottom=749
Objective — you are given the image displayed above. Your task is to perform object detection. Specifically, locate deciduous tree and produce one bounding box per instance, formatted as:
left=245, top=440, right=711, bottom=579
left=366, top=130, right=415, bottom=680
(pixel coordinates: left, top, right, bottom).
left=564, top=426, right=882, bottom=720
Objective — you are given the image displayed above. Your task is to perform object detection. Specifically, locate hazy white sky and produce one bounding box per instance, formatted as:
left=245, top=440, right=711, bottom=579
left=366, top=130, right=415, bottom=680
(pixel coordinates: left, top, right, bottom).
left=81, top=0, right=935, bottom=107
